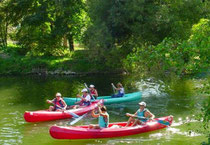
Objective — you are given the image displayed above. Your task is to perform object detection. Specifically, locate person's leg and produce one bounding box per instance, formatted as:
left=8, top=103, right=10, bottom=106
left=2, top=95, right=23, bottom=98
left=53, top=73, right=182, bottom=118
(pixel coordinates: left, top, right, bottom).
left=131, top=119, right=141, bottom=127
left=49, top=106, right=54, bottom=111
left=111, top=94, right=117, bottom=98
left=125, top=117, right=135, bottom=127
left=119, top=93, right=124, bottom=97
left=89, top=124, right=100, bottom=129
left=115, top=93, right=124, bottom=98
left=93, top=125, right=101, bottom=129
left=89, top=124, right=94, bottom=129
left=73, top=105, right=79, bottom=109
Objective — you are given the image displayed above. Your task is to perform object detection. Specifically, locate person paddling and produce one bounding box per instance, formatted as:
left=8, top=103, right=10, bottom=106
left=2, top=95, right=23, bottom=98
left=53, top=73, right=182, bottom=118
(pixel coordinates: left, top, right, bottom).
left=46, top=92, right=67, bottom=111
left=89, top=84, right=98, bottom=99
left=89, top=105, right=109, bottom=129
left=111, top=82, right=125, bottom=98
left=74, top=88, right=91, bottom=109
left=125, top=102, right=155, bottom=127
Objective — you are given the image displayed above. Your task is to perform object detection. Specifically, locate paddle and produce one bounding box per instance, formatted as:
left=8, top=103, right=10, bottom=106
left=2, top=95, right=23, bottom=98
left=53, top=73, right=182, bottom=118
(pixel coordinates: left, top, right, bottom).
left=84, top=83, right=96, bottom=101
left=47, top=99, right=81, bottom=117
left=111, top=83, right=117, bottom=94
left=126, top=113, right=170, bottom=126
left=155, top=119, right=170, bottom=126
left=69, top=112, right=80, bottom=118
left=69, top=113, right=88, bottom=125
left=47, top=100, right=66, bottom=111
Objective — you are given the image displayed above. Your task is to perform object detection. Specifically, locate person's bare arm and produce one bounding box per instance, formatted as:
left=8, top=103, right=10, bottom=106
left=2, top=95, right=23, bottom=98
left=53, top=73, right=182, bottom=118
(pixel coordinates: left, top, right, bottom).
left=91, top=109, right=100, bottom=118
left=111, top=83, right=117, bottom=90
left=126, top=111, right=138, bottom=117
left=46, top=99, right=54, bottom=104
left=76, top=94, right=86, bottom=101
left=114, top=86, right=121, bottom=91
left=145, top=111, right=155, bottom=120
left=75, top=100, right=82, bottom=104
left=94, top=90, right=98, bottom=97
left=97, top=105, right=108, bottom=118
left=61, top=99, right=67, bottom=109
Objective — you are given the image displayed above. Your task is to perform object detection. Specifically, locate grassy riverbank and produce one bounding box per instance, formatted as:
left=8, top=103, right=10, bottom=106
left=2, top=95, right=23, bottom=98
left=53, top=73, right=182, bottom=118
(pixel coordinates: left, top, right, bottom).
left=0, top=47, right=123, bottom=75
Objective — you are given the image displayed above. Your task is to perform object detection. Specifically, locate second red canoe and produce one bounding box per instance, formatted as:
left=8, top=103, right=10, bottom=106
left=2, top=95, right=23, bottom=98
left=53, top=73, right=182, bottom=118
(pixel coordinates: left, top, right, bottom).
left=24, top=99, right=104, bottom=122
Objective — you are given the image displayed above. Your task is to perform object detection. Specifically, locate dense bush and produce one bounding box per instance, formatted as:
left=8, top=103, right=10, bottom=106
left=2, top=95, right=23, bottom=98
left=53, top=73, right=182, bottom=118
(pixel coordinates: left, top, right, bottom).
left=125, top=18, right=210, bottom=75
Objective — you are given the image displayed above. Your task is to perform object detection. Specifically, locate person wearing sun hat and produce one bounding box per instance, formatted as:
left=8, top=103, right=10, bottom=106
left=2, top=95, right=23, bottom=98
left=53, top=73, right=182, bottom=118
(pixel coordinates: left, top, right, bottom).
left=125, top=101, right=155, bottom=127
left=74, top=88, right=91, bottom=109
left=89, top=84, right=98, bottom=99
left=46, top=92, right=67, bottom=111
left=111, top=82, right=125, bottom=98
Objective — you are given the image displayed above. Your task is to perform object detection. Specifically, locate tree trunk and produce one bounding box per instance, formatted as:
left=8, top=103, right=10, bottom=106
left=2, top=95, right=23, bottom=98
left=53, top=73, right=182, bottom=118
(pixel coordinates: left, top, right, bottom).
left=68, top=34, right=74, bottom=51
left=0, top=8, right=8, bottom=48
left=5, top=14, right=8, bottom=47
left=0, top=19, right=7, bottom=48
left=63, top=35, right=68, bottom=48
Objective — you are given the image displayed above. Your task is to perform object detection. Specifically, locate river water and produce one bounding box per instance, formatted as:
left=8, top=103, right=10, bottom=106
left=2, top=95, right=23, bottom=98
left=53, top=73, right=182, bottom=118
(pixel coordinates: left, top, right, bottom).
left=0, top=75, right=209, bottom=145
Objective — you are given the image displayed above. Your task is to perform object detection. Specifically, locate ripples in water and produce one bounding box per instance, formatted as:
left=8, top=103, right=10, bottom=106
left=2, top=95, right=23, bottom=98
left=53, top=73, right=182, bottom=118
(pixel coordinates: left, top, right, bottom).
left=136, top=78, right=169, bottom=98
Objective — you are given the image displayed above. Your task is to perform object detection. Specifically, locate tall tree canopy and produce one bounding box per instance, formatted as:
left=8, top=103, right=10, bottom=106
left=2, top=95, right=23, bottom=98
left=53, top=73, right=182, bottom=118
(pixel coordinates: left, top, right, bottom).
left=5, top=0, right=86, bottom=56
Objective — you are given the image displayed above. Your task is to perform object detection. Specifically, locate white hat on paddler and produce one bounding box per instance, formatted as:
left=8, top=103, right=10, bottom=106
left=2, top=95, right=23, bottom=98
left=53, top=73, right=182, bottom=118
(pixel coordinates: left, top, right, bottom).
left=139, top=101, right=146, bottom=107
left=81, top=88, right=88, bottom=93
left=90, top=84, right=95, bottom=88
left=56, top=92, right=62, bottom=97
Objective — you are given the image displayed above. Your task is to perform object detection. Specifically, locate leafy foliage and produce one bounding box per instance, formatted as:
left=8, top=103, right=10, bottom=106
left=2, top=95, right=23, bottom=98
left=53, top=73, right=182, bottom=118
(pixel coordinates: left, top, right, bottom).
left=0, top=0, right=209, bottom=75
left=4, top=0, right=86, bottom=56
left=125, top=18, right=210, bottom=75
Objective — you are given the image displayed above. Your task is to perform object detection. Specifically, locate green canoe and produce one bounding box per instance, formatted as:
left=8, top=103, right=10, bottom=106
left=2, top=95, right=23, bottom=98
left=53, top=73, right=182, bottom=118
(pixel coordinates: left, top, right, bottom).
left=63, top=92, right=142, bottom=105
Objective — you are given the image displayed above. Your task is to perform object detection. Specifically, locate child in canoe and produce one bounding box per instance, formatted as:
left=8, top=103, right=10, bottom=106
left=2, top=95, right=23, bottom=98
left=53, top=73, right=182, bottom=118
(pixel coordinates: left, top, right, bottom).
left=74, top=88, right=91, bottom=109
left=89, top=105, right=109, bottom=129
left=111, top=82, right=125, bottom=98
left=125, top=101, right=155, bottom=127
left=46, top=92, right=67, bottom=111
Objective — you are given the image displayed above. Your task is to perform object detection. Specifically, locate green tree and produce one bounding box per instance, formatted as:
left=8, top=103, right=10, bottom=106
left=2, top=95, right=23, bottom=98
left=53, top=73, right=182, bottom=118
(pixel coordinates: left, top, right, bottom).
left=0, top=0, right=9, bottom=48
left=6, top=0, right=85, bottom=56
left=125, top=18, right=210, bottom=75
left=83, top=0, right=207, bottom=68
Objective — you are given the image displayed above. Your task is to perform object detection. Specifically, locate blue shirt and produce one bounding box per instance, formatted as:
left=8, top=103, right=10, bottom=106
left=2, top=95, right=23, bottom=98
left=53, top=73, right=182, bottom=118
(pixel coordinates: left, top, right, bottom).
left=98, top=113, right=109, bottom=128
left=137, top=109, right=148, bottom=122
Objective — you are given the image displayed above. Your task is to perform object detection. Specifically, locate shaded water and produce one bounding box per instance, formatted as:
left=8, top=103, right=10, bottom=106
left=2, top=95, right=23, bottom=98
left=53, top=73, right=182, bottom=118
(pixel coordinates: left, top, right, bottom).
left=0, top=75, right=208, bottom=145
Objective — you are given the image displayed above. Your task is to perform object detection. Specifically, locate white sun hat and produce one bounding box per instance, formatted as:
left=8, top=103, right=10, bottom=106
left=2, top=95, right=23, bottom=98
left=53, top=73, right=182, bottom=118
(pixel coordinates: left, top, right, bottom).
left=89, top=84, right=95, bottom=88
left=139, top=101, right=146, bottom=107
left=56, top=92, right=62, bottom=97
left=81, top=88, right=88, bottom=92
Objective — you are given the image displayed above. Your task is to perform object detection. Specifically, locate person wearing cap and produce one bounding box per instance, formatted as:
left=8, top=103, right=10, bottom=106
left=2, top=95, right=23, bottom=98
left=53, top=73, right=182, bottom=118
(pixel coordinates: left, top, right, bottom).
left=46, top=92, right=67, bottom=111
left=89, top=84, right=98, bottom=99
left=74, top=88, right=91, bottom=109
left=111, top=82, right=125, bottom=98
left=125, top=101, right=155, bottom=127
left=89, top=104, right=109, bottom=129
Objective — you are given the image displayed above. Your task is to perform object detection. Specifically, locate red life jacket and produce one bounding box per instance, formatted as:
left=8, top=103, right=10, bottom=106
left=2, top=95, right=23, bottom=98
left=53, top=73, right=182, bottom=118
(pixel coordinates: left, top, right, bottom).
left=53, top=98, right=64, bottom=109
left=90, top=89, right=96, bottom=95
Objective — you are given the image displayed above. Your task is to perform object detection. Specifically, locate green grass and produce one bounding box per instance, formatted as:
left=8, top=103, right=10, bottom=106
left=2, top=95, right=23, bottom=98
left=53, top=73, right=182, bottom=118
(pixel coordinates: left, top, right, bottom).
left=0, top=43, right=122, bottom=75
left=0, top=51, right=116, bottom=75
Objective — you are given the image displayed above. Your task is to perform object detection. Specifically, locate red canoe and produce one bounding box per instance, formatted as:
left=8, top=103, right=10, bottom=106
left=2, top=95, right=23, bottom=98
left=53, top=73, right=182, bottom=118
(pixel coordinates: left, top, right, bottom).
left=24, top=100, right=104, bottom=122
left=49, top=116, right=173, bottom=139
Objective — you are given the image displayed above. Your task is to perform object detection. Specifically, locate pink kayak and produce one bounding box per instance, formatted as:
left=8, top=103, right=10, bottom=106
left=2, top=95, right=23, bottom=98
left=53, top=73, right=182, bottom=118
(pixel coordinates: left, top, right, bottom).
left=49, top=116, right=173, bottom=139
left=24, top=100, right=104, bottom=122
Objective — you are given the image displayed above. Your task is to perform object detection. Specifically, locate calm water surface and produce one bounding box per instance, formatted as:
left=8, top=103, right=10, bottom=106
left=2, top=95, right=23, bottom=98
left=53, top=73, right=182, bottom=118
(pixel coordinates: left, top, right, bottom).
left=0, top=75, right=208, bottom=145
